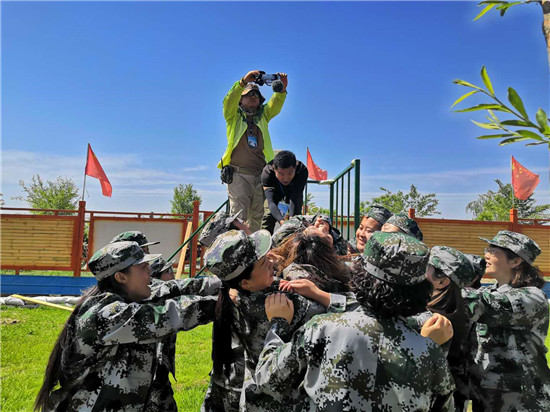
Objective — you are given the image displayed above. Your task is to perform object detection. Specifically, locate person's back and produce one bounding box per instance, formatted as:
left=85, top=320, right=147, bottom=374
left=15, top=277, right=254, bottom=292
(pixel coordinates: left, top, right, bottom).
left=254, top=232, right=455, bottom=411
left=263, top=307, right=453, bottom=411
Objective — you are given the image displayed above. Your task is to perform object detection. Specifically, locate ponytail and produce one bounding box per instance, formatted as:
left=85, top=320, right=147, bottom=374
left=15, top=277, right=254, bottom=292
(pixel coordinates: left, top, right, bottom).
left=211, top=264, right=254, bottom=378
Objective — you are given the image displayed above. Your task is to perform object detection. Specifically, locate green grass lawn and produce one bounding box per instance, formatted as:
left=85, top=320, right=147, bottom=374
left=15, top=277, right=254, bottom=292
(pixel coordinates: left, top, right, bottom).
left=2, top=305, right=550, bottom=412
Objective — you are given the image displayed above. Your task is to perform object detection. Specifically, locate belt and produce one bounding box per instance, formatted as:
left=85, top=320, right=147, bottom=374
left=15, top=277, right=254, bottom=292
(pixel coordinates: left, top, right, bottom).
left=230, top=165, right=262, bottom=176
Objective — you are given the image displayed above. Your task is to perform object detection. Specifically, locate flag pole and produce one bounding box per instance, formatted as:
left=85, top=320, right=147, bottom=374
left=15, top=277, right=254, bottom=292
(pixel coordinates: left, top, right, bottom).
left=510, top=155, right=515, bottom=209
left=82, top=144, right=89, bottom=201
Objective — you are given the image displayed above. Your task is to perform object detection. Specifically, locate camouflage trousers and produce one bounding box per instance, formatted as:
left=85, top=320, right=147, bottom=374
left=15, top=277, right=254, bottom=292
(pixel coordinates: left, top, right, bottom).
left=471, top=387, right=550, bottom=412
left=227, top=171, right=264, bottom=233
left=201, top=379, right=241, bottom=412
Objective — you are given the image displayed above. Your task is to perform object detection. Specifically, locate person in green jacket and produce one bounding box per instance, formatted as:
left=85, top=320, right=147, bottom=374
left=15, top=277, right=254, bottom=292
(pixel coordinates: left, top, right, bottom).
left=219, top=70, right=288, bottom=232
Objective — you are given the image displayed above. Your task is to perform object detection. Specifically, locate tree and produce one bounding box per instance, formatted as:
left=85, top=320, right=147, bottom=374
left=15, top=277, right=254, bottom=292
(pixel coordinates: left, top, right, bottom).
left=170, top=183, right=201, bottom=214
left=14, top=175, right=79, bottom=214
left=360, top=185, right=441, bottom=217
left=304, top=193, right=329, bottom=215
left=466, top=179, right=550, bottom=220
left=452, top=66, right=550, bottom=148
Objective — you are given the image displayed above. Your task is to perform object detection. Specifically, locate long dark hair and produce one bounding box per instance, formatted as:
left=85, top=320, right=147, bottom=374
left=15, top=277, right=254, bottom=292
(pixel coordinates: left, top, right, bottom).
left=34, top=273, right=129, bottom=411
left=272, top=229, right=350, bottom=291
left=351, top=260, right=432, bottom=318
left=212, top=264, right=254, bottom=378
left=501, top=247, right=545, bottom=289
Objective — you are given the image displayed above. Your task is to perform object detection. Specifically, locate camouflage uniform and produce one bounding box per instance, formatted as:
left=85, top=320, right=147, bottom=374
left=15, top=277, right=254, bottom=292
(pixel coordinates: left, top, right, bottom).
left=271, top=215, right=316, bottom=247
left=384, top=213, right=423, bottom=241
left=255, top=232, right=455, bottom=411
left=365, top=204, right=392, bottom=225
left=47, top=242, right=220, bottom=412
left=199, top=210, right=245, bottom=248
left=463, top=231, right=550, bottom=411
left=150, top=257, right=175, bottom=278
left=203, top=230, right=347, bottom=412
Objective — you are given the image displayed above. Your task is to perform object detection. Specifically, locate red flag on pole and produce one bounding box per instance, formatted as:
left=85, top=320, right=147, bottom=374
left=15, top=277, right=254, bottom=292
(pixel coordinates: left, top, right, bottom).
left=307, top=148, right=328, bottom=181
left=511, top=156, right=539, bottom=200
left=85, top=144, right=112, bottom=197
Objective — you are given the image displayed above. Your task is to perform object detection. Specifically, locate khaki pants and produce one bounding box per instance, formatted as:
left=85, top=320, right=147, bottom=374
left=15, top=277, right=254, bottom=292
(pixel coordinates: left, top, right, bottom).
left=227, top=172, right=264, bottom=233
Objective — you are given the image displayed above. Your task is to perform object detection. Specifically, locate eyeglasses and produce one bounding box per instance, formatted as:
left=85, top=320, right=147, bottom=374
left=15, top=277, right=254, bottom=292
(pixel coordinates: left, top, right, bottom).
left=244, top=93, right=260, bottom=99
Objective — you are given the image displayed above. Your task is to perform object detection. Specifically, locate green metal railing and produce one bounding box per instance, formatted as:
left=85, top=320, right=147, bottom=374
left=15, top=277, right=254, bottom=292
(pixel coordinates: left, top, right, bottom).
left=304, top=159, right=360, bottom=239
left=167, top=200, right=228, bottom=276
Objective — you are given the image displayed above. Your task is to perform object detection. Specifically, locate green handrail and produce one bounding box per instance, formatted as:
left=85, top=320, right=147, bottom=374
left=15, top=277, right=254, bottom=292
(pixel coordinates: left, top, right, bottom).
left=304, top=159, right=361, bottom=235
left=167, top=199, right=228, bottom=262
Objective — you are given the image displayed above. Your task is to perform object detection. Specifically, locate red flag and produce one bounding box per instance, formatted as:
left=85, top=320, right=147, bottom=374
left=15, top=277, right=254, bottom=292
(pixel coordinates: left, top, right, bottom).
left=511, top=156, right=539, bottom=200
left=85, top=144, right=112, bottom=197
left=307, top=148, right=328, bottom=181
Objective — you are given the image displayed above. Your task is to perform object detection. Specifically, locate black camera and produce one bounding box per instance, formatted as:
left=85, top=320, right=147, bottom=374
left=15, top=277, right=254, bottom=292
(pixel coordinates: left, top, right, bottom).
left=255, top=71, right=284, bottom=93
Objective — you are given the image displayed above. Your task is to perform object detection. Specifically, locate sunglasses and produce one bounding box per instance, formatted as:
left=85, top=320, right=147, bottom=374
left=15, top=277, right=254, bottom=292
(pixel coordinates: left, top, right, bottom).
left=245, top=92, right=260, bottom=99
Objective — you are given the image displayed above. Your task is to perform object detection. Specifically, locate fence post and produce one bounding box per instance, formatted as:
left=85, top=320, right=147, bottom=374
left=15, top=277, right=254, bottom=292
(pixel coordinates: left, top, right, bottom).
left=72, top=200, right=86, bottom=277
left=354, top=159, right=361, bottom=232
left=509, top=208, right=520, bottom=233
left=190, top=200, right=200, bottom=277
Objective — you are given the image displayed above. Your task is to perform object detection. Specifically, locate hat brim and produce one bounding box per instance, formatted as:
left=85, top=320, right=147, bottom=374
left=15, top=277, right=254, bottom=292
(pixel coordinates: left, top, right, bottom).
left=137, top=253, right=162, bottom=265
left=161, top=259, right=176, bottom=272
left=478, top=236, right=502, bottom=248
left=250, top=230, right=272, bottom=259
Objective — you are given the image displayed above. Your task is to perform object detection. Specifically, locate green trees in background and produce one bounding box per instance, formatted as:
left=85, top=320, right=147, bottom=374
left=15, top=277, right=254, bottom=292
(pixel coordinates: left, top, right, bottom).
left=170, top=183, right=202, bottom=214
left=360, top=185, right=441, bottom=217
left=15, top=175, right=79, bottom=214
left=466, top=179, right=550, bottom=221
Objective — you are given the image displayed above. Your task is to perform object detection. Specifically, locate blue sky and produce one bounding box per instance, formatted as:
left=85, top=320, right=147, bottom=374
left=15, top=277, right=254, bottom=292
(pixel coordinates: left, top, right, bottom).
left=2, top=1, right=549, bottom=218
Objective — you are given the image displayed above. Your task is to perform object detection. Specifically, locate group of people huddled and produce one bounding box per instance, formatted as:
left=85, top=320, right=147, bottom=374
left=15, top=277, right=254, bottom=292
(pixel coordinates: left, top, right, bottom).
left=34, top=206, right=550, bottom=411
left=33, top=70, right=550, bottom=411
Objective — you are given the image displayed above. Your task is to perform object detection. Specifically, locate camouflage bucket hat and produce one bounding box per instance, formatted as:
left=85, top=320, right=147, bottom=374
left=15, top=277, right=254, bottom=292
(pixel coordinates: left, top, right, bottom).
left=384, top=214, right=423, bottom=241
left=366, top=205, right=392, bottom=225
left=479, top=230, right=541, bottom=265
left=282, top=263, right=335, bottom=292
left=205, top=229, right=272, bottom=281
left=429, top=246, right=475, bottom=288
left=89, top=241, right=161, bottom=281
left=150, top=257, right=175, bottom=278
left=199, top=210, right=243, bottom=248
left=316, top=214, right=332, bottom=225
left=361, top=232, right=429, bottom=285
left=109, top=231, right=160, bottom=248
left=464, top=254, right=486, bottom=280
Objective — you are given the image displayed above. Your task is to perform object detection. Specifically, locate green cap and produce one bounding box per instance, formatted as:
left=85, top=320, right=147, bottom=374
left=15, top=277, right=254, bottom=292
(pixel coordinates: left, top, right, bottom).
left=479, top=230, right=541, bottom=265
left=384, top=214, right=423, bottom=241
left=205, top=229, right=272, bottom=281
left=361, top=232, right=429, bottom=285
left=366, top=205, right=392, bottom=225
left=89, top=241, right=161, bottom=281
left=109, top=231, right=160, bottom=248
left=429, top=246, right=475, bottom=288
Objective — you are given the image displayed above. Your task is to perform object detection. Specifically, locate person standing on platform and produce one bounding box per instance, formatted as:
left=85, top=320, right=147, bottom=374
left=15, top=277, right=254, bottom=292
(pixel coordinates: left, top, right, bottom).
left=261, top=150, right=308, bottom=234
left=219, top=70, right=288, bottom=232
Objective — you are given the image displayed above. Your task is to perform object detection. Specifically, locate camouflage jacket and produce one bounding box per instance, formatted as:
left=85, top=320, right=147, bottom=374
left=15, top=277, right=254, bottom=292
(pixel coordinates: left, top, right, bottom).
left=255, top=307, right=456, bottom=412
left=462, top=283, right=550, bottom=397
left=47, top=277, right=220, bottom=412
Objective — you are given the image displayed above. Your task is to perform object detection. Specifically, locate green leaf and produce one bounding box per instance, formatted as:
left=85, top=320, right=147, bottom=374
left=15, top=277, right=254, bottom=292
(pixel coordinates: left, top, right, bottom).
left=500, top=119, right=535, bottom=127
left=516, top=129, right=544, bottom=141
left=453, top=79, right=482, bottom=90
left=499, top=137, right=532, bottom=146
left=525, top=141, right=550, bottom=147
left=480, top=66, right=495, bottom=95
left=487, top=109, right=500, bottom=123
left=535, top=108, right=550, bottom=132
left=450, top=90, right=479, bottom=108
left=507, top=87, right=529, bottom=119
left=455, top=104, right=513, bottom=113
left=471, top=120, right=500, bottom=129
left=474, top=3, right=497, bottom=20
left=476, top=134, right=514, bottom=139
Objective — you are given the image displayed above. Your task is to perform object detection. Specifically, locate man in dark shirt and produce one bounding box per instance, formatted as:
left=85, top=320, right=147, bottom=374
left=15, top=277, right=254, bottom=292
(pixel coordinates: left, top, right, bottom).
left=261, top=150, right=308, bottom=233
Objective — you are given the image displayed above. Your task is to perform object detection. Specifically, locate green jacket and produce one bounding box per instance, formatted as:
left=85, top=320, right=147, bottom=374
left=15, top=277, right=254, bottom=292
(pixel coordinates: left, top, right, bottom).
left=218, top=81, right=286, bottom=169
